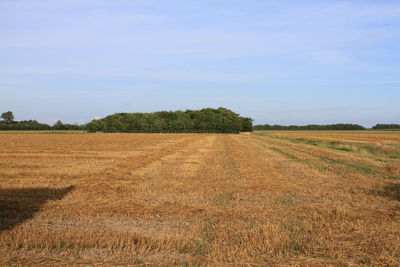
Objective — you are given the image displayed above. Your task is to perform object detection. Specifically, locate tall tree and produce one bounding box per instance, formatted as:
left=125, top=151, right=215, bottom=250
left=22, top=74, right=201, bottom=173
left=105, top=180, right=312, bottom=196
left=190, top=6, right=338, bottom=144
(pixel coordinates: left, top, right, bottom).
left=53, top=120, right=65, bottom=130
left=1, top=111, right=14, bottom=123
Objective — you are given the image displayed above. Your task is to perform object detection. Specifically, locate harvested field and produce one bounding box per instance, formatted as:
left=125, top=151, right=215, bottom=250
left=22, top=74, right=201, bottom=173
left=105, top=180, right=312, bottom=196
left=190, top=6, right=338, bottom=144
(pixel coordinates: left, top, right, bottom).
left=0, top=132, right=399, bottom=266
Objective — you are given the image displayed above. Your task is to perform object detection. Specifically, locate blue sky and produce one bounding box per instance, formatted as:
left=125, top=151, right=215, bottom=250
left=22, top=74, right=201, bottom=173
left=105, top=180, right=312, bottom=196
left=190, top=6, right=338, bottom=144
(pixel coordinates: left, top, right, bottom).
left=0, top=0, right=399, bottom=127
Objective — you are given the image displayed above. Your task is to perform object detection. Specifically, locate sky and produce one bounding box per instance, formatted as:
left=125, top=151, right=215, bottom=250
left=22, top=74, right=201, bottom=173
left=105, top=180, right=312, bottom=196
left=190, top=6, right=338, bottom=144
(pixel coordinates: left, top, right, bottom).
left=0, top=0, right=399, bottom=127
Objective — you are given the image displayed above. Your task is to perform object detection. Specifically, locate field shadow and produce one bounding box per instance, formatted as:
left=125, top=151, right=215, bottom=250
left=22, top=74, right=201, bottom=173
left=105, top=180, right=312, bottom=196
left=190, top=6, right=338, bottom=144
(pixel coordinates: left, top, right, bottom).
left=371, top=183, right=400, bottom=201
left=0, top=186, right=74, bottom=232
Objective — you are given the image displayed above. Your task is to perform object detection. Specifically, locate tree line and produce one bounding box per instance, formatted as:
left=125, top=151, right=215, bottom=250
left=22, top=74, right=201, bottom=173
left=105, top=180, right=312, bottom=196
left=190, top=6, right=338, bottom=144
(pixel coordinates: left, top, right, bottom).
left=0, top=109, right=253, bottom=133
left=253, top=124, right=366, bottom=130
left=3, top=110, right=398, bottom=132
left=0, top=111, right=85, bottom=131
left=372, top=124, right=400, bottom=130
left=86, top=108, right=253, bottom=133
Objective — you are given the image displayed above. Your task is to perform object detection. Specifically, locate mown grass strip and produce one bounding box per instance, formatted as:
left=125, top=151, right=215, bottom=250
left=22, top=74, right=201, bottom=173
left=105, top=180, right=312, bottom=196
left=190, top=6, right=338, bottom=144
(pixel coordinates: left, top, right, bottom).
left=244, top=135, right=318, bottom=167
left=255, top=132, right=400, bottom=161
left=250, top=134, right=398, bottom=179
left=254, top=130, right=400, bottom=134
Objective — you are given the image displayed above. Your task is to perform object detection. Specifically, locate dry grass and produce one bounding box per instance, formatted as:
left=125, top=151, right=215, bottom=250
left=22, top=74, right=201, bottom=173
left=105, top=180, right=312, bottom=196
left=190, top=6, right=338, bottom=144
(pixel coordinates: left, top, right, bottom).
left=0, top=131, right=399, bottom=266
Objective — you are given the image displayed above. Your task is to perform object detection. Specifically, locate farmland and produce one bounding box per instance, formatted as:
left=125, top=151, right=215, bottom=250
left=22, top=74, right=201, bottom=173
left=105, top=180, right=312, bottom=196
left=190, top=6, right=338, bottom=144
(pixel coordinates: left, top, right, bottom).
left=0, top=131, right=399, bottom=265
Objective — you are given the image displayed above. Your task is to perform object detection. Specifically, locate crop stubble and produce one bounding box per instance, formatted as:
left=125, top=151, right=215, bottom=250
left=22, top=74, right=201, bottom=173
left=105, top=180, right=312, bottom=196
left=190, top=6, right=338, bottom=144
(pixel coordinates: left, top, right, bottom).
left=0, top=132, right=399, bottom=265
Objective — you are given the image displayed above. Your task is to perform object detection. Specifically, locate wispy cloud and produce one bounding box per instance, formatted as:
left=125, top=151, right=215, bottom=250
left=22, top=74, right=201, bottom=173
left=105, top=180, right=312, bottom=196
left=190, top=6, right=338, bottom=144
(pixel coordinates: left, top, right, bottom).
left=312, top=51, right=352, bottom=64
left=0, top=0, right=399, bottom=125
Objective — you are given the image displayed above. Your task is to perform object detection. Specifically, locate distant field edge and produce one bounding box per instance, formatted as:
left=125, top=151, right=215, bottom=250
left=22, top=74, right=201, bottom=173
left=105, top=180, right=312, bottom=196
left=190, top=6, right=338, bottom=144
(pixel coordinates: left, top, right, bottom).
left=0, top=130, right=87, bottom=134
left=0, top=130, right=246, bottom=134
left=254, top=130, right=400, bottom=134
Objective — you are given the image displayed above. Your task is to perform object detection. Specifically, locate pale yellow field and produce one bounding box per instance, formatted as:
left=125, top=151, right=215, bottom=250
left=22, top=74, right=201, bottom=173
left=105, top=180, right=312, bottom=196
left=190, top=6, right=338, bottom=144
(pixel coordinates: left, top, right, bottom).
left=0, top=132, right=399, bottom=266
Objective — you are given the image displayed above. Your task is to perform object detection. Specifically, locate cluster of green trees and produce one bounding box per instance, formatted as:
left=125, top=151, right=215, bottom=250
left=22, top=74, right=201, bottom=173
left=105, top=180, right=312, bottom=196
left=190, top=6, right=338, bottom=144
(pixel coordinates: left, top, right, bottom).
left=0, top=111, right=84, bottom=131
left=86, top=108, right=253, bottom=133
left=0, top=109, right=253, bottom=133
left=52, top=120, right=84, bottom=130
left=0, top=119, right=52, bottom=130
left=372, top=124, right=400, bottom=130
left=253, top=123, right=365, bottom=131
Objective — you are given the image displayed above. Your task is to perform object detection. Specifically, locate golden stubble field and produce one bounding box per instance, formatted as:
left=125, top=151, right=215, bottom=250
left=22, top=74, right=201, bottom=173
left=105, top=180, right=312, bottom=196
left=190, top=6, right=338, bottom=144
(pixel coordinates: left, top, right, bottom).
left=0, top=131, right=399, bottom=266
